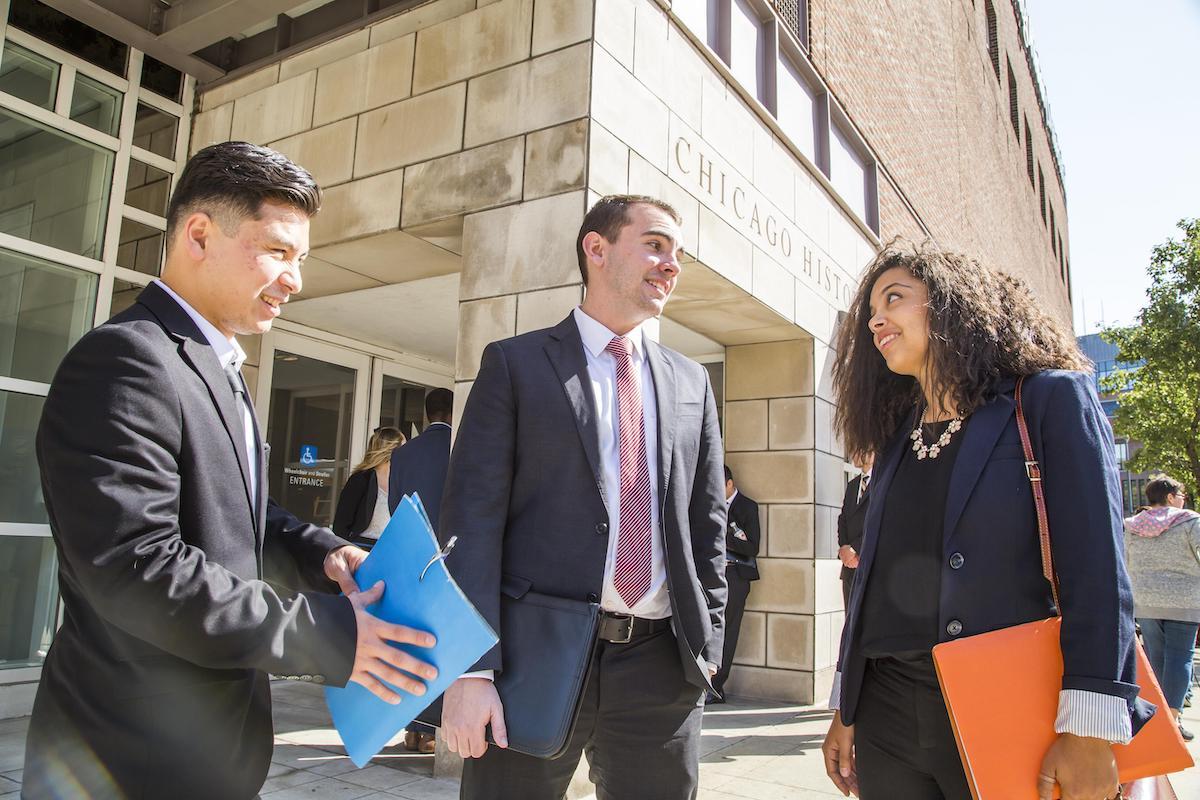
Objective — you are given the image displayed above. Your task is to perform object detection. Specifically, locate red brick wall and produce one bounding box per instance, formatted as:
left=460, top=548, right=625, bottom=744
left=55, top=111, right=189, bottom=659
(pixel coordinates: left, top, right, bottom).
left=807, top=0, right=1071, bottom=322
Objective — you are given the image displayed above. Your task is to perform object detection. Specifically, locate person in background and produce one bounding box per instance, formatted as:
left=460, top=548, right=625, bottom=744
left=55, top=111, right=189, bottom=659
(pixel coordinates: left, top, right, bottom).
left=837, top=453, right=873, bottom=610
left=709, top=465, right=761, bottom=703
left=1124, top=475, right=1200, bottom=742
left=388, top=388, right=454, bottom=530
left=821, top=244, right=1151, bottom=800
left=333, top=426, right=406, bottom=547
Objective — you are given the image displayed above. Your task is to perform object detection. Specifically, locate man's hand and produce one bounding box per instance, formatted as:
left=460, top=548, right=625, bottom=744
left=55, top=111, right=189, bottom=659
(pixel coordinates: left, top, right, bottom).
left=347, top=580, right=438, bottom=704
left=821, top=710, right=858, bottom=797
left=443, top=676, right=508, bottom=758
left=1037, top=733, right=1118, bottom=800
left=837, top=545, right=859, bottom=569
left=325, top=545, right=368, bottom=595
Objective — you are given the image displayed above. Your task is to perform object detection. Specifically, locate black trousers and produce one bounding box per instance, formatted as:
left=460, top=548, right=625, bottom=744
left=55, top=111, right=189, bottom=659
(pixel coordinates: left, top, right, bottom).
left=713, top=573, right=752, bottom=695
left=460, top=626, right=705, bottom=800
left=854, top=656, right=972, bottom=800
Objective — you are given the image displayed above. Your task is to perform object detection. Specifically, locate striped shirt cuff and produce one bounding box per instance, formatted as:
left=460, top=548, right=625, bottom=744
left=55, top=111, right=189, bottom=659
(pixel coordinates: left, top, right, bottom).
left=828, top=671, right=842, bottom=711
left=1054, top=689, right=1132, bottom=744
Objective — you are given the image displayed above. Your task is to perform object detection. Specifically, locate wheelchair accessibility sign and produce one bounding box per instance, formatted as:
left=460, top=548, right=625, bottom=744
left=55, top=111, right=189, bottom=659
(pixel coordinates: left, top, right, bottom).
left=299, top=445, right=318, bottom=466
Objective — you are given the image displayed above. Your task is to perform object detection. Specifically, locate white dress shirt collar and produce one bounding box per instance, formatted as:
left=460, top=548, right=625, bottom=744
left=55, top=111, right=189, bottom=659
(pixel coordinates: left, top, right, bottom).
left=153, top=279, right=247, bottom=371
left=572, top=307, right=648, bottom=361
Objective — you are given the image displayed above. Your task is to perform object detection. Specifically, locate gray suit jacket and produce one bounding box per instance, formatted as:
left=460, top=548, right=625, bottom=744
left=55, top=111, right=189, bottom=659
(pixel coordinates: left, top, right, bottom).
left=440, top=314, right=728, bottom=689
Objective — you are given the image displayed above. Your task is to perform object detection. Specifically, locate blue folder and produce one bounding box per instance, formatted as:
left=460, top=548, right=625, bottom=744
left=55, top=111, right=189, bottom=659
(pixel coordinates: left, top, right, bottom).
left=325, top=493, right=498, bottom=767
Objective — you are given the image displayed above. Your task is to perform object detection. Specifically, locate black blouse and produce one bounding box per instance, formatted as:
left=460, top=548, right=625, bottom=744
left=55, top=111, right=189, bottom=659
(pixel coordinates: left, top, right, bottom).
left=858, top=416, right=971, bottom=659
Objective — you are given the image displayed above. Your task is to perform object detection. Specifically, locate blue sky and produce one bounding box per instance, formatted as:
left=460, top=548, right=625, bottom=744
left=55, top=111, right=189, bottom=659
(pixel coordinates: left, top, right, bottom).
left=1023, top=0, right=1200, bottom=334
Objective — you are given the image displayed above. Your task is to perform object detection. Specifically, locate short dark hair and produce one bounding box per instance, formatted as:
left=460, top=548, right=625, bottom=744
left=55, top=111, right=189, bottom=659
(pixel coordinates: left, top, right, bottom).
left=425, top=388, right=454, bottom=422
left=724, top=465, right=733, bottom=483
left=575, top=194, right=681, bottom=286
left=165, top=141, right=321, bottom=250
left=1146, top=476, right=1185, bottom=505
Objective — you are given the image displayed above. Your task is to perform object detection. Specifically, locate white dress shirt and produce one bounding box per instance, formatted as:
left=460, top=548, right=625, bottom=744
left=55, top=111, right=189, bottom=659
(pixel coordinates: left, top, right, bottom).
left=154, top=280, right=258, bottom=507
left=572, top=307, right=670, bottom=620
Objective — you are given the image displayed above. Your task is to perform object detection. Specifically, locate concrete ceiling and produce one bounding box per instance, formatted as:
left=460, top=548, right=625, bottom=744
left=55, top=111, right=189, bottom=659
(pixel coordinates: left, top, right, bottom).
left=284, top=273, right=461, bottom=364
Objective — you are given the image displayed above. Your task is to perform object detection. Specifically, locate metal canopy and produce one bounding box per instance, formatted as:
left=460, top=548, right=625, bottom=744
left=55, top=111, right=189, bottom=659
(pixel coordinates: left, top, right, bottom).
left=31, top=0, right=417, bottom=84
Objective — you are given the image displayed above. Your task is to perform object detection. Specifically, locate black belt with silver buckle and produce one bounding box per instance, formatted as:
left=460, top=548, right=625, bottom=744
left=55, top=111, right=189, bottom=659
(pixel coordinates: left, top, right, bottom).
left=597, top=611, right=671, bottom=644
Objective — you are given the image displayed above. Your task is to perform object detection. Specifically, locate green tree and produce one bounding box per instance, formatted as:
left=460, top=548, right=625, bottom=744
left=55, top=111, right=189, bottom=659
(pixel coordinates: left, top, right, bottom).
left=1101, top=219, right=1200, bottom=499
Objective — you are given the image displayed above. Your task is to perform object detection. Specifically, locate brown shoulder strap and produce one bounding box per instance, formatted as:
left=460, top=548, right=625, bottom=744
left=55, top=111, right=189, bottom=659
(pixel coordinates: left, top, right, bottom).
left=1014, top=376, right=1061, bottom=613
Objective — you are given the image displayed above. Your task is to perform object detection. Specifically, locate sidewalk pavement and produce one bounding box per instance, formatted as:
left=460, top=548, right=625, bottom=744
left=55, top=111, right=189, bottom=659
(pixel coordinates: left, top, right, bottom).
left=1, top=679, right=1198, bottom=799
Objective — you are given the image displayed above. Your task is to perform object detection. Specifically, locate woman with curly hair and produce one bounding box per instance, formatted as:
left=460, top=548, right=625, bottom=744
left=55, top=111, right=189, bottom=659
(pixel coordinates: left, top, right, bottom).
left=820, top=244, right=1153, bottom=800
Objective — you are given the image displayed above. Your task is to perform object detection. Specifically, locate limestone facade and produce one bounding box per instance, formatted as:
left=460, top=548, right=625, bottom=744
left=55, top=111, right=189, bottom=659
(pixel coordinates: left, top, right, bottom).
left=189, top=0, right=1064, bottom=706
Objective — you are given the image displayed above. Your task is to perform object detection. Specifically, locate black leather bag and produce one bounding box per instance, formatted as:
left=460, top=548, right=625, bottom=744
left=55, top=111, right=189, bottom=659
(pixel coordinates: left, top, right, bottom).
left=418, top=576, right=600, bottom=759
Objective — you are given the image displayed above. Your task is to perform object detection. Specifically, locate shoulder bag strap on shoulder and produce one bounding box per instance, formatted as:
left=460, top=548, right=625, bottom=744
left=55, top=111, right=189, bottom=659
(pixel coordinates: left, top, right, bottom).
left=1014, top=376, right=1061, bottom=612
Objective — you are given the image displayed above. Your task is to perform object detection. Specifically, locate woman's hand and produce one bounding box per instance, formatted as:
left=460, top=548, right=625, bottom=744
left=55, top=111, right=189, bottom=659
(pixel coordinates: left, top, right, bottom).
left=821, top=710, right=859, bottom=797
left=1037, top=733, right=1119, bottom=800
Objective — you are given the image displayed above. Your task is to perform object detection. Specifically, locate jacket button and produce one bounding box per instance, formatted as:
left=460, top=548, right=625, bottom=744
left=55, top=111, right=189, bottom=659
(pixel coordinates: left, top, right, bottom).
left=946, top=619, right=963, bottom=637
left=587, top=593, right=599, bottom=603
left=949, top=552, right=965, bottom=570
left=313, top=675, right=326, bottom=684
left=595, top=522, right=608, bottom=535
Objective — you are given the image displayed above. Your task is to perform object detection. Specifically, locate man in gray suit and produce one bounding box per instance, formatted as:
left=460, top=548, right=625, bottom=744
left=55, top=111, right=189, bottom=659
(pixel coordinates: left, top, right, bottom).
left=438, top=195, right=727, bottom=799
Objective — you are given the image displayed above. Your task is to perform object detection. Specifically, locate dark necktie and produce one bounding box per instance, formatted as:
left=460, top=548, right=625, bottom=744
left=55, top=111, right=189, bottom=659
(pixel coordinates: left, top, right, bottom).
left=605, top=335, right=654, bottom=607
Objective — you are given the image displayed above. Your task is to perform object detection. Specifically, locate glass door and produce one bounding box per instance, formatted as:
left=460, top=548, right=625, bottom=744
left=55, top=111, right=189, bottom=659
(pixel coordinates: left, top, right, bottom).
left=256, top=332, right=369, bottom=528
left=369, top=359, right=453, bottom=442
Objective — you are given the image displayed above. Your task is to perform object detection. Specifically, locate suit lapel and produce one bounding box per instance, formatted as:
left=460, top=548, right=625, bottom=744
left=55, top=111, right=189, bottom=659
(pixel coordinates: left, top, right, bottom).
left=544, top=316, right=608, bottom=509
left=942, top=387, right=1015, bottom=546
left=139, top=284, right=257, bottom=527
left=643, top=338, right=676, bottom=506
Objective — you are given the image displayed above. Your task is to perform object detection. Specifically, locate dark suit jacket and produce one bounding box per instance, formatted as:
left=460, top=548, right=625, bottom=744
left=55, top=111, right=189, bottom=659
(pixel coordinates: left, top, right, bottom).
left=333, top=468, right=379, bottom=537
left=836, top=474, right=868, bottom=583
left=440, top=314, right=728, bottom=689
left=388, top=423, right=451, bottom=531
left=725, top=492, right=761, bottom=581
left=836, top=371, right=1153, bottom=735
left=24, top=283, right=357, bottom=800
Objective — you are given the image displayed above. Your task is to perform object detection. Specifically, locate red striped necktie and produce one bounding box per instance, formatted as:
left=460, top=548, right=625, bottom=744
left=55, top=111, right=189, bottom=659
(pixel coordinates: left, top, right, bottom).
left=605, top=335, right=654, bottom=607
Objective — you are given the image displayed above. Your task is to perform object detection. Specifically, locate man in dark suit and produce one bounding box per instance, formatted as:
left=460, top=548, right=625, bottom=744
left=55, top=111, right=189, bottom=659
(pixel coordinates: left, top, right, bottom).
left=837, top=453, right=872, bottom=609
left=709, top=465, right=760, bottom=702
left=387, top=387, right=453, bottom=754
left=438, top=195, right=727, bottom=799
left=23, top=142, right=437, bottom=800
left=388, top=387, right=454, bottom=530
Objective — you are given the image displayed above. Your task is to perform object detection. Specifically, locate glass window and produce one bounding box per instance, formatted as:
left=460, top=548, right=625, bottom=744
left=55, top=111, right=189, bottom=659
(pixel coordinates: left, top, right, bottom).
left=0, top=109, right=113, bottom=259
left=116, top=218, right=164, bottom=276
left=378, top=375, right=428, bottom=442
left=730, top=0, right=765, bottom=101
left=0, top=535, right=58, bottom=670
left=830, top=122, right=868, bottom=222
left=70, top=73, right=122, bottom=136
left=133, top=103, right=177, bottom=159
left=0, top=41, right=58, bottom=109
left=141, top=55, right=183, bottom=103
left=109, top=278, right=143, bottom=319
left=777, top=55, right=817, bottom=162
left=0, top=248, right=96, bottom=384
left=125, top=159, right=171, bottom=218
left=8, top=0, right=128, bottom=77
left=0, top=389, right=48, bottom=524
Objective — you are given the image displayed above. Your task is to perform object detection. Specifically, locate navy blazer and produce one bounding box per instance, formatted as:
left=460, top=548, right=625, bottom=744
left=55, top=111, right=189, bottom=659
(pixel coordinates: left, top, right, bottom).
left=387, top=422, right=451, bottom=531
left=836, top=371, right=1152, bottom=735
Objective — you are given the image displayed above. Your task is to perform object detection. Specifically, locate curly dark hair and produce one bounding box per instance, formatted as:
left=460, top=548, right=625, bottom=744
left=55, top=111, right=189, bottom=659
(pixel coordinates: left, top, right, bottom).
left=833, top=241, right=1091, bottom=462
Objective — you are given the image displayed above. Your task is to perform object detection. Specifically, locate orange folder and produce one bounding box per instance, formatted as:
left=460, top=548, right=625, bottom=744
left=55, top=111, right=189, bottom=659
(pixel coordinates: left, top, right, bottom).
left=933, top=618, right=1194, bottom=800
